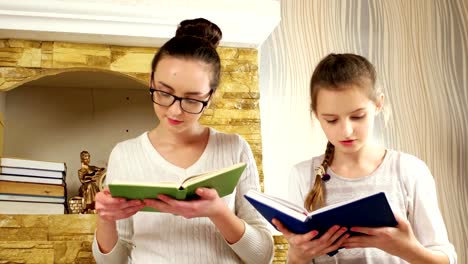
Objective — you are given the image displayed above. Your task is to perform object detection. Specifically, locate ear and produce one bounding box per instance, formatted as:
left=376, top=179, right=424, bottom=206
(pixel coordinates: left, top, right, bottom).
left=375, top=93, right=384, bottom=115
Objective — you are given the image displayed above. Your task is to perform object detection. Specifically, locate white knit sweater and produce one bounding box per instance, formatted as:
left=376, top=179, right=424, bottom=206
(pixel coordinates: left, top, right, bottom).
left=92, top=128, right=274, bottom=264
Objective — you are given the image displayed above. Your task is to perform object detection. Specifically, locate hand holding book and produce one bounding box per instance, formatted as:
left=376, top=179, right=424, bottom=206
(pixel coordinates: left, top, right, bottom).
left=143, top=186, right=229, bottom=218
left=95, top=188, right=146, bottom=223
left=244, top=191, right=398, bottom=256
left=273, top=218, right=349, bottom=262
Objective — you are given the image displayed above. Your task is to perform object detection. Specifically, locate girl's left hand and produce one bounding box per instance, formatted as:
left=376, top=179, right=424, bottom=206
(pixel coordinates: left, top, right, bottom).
left=143, top=188, right=225, bottom=219
left=342, top=213, right=422, bottom=258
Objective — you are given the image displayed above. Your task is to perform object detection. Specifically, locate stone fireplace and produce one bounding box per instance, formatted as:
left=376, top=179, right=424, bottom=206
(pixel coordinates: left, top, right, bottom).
left=0, top=0, right=287, bottom=262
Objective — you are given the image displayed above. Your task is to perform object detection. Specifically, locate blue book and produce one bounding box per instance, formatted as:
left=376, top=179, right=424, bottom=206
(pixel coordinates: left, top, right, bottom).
left=244, top=191, right=398, bottom=256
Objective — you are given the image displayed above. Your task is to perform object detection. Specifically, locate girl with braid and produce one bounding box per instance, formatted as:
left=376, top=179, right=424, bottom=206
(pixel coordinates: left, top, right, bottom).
left=273, top=53, right=457, bottom=264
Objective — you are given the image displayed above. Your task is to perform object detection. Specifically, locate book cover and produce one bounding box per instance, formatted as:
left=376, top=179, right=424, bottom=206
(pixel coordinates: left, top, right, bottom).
left=0, top=166, right=65, bottom=179
left=0, top=193, right=65, bottom=204
left=0, top=200, right=65, bottom=214
left=244, top=191, right=398, bottom=255
left=0, top=180, right=65, bottom=197
left=0, top=157, right=66, bottom=172
left=0, top=174, right=64, bottom=185
left=109, top=162, right=247, bottom=212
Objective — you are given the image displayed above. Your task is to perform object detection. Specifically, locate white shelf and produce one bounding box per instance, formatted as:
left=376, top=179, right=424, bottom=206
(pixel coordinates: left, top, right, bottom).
left=0, top=0, right=281, bottom=48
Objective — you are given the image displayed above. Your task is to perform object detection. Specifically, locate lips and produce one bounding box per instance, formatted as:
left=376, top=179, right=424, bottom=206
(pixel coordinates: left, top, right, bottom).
left=167, top=118, right=183, bottom=125
left=340, top=139, right=355, bottom=146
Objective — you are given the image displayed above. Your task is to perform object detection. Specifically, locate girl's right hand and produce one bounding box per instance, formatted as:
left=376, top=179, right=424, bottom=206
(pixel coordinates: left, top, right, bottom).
left=272, top=218, right=349, bottom=264
left=95, top=187, right=145, bottom=222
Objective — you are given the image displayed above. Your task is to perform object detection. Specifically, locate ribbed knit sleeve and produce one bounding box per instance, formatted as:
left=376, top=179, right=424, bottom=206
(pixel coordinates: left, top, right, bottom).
left=92, top=143, right=135, bottom=264
left=227, top=136, right=274, bottom=263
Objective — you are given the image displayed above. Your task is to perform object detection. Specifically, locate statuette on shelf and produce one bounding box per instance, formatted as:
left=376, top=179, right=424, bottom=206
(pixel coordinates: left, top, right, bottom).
left=68, top=150, right=106, bottom=214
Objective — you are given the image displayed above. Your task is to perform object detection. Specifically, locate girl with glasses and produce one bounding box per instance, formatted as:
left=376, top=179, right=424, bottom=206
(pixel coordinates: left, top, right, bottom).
left=92, top=18, right=274, bottom=264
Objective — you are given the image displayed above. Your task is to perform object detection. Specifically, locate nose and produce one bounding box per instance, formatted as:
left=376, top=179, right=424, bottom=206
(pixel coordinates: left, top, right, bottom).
left=166, top=99, right=183, bottom=115
left=341, top=119, right=353, bottom=137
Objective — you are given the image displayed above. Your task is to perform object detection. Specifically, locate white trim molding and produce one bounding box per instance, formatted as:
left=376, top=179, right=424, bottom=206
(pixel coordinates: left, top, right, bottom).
left=0, top=0, right=280, bottom=48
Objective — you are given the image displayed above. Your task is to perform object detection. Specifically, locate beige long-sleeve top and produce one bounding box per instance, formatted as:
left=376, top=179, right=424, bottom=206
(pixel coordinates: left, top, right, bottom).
left=289, top=150, right=457, bottom=264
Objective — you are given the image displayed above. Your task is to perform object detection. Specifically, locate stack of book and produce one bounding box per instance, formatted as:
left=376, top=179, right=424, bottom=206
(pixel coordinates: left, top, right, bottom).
left=0, top=157, right=67, bottom=214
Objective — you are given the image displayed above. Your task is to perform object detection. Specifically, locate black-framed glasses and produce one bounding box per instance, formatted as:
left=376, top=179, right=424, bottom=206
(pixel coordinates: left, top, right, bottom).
left=149, top=88, right=213, bottom=114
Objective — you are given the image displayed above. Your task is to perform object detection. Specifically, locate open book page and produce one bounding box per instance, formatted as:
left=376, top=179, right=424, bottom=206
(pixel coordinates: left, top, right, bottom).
left=260, top=192, right=308, bottom=214
left=309, top=191, right=382, bottom=217
left=110, top=180, right=181, bottom=189
left=180, top=162, right=246, bottom=188
left=247, top=190, right=309, bottom=222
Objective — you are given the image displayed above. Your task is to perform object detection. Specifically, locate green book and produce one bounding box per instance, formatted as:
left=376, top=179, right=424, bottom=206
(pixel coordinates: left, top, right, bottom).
left=108, top=162, right=246, bottom=212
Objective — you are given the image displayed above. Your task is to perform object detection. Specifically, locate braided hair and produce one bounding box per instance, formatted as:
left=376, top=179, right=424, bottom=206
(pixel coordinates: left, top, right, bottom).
left=304, top=142, right=334, bottom=211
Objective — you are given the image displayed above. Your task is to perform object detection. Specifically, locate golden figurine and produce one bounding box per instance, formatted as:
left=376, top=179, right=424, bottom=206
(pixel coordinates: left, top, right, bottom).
left=77, top=150, right=106, bottom=214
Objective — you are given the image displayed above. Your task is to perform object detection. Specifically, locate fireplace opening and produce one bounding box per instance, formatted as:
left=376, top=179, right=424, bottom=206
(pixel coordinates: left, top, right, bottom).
left=4, top=70, right=158, bottom=199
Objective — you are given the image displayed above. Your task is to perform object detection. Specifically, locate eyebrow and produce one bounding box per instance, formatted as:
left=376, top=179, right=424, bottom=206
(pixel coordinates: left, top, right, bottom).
left=157, top=81, right=208, bottom=96
left=321, top=107, right=367, bottom=117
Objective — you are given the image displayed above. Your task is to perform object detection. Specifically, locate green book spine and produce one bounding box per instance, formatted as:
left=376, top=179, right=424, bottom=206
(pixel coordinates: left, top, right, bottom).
left=175, top=189, right=187, bottom=200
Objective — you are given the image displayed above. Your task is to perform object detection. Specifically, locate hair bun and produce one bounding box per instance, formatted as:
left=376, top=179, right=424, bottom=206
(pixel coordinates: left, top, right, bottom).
left=175, top=18, right=222, bottom=48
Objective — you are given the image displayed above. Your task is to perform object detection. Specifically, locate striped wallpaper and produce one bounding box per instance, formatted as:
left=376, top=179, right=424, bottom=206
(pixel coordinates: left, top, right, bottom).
left=260, top=0, right=467, bottom=262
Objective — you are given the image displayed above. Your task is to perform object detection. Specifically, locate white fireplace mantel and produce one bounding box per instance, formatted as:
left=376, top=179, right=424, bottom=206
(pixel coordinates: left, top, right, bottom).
left=0, top=0, right=280, bottom=48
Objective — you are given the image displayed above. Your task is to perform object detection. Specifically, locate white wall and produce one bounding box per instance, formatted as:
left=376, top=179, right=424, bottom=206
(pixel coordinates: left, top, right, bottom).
left=259, top=0, right=467, bottom=261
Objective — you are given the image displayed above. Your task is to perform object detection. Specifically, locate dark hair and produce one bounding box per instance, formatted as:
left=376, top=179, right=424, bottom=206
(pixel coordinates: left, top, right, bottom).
left=310, top=53, right=378, bottom=113
left=305, top=53, right=379, bottom=211
left=176, top=18, right=222, bottom=48
left=151, top=18, right=222, bottom=91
